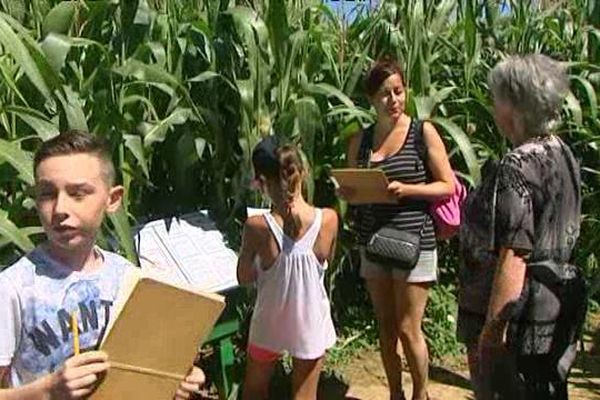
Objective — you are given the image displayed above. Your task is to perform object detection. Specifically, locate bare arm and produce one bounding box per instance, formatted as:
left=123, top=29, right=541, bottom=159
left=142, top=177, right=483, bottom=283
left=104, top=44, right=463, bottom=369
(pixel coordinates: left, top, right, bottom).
left=323, top=208, right=339, bottom=263
left=388, top=121, right=455, bottom=200
left=0, top=352, right=110, bottom=400
left=481, top=248, right=527, bottom=342
left=0, top=367, right=7, bottom=389
left=0, top=368, right=53, bottom=400
left=346, top=131, right=363, bottom=168
left=236, top=217, right=261, bottom=285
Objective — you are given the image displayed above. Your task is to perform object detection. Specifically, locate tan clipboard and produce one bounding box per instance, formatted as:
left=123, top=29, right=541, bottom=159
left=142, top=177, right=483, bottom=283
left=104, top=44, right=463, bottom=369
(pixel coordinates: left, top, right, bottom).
left=90, top=274, right=225, bottom=400
left=331, top=168, right=398, bottom=205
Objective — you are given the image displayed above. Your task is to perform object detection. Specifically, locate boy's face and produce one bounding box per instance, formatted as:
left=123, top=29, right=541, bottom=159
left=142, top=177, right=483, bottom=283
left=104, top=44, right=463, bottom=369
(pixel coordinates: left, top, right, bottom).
left=34, top=153, right=123, bottom=254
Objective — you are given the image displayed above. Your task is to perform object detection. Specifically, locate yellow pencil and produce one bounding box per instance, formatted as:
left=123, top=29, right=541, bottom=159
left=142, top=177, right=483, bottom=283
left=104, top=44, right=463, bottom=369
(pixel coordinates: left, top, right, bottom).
left=71, top=311, right=80, bottom=356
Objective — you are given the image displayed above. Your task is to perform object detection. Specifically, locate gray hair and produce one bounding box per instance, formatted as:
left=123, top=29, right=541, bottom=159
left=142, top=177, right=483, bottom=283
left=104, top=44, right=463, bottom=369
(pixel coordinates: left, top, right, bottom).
left=488, top=54, right=569, bottom=136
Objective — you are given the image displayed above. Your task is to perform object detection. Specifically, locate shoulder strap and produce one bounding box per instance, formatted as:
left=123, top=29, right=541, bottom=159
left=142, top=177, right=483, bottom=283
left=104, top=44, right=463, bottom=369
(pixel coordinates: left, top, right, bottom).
left=263, top=213, right=284, bottom=250
left=358, top=125, right=374, bottom=168
left=490, top=161, right=502, bottom=251
left=557, top=137, right=580, bottom=197
left=413, top=119, right=427, bottom=161
left=300, top=208, right=323, bottom=249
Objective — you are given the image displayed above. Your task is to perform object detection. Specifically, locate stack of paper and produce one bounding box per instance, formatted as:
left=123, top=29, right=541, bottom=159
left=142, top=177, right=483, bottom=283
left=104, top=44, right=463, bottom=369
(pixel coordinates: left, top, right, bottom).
left=134, top=211, right=238, bottom=292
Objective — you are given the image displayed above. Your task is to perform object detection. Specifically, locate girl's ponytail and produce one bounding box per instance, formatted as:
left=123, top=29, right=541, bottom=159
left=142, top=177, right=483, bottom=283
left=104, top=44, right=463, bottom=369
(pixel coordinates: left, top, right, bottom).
left=277, top=145, right=304, bottom=238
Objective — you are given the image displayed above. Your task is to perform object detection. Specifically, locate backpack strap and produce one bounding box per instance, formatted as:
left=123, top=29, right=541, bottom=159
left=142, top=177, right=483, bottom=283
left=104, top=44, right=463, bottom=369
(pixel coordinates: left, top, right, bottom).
left=358, top=125, right=374, bottom=168
left=413, top=119, right=427, bottom=162
left=361, top=120, right=426, bottom=166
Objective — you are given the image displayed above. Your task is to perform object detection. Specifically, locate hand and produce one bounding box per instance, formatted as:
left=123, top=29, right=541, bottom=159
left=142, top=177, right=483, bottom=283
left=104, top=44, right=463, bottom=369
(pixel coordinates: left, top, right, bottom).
left=48, top=351, right=110, bottom=400
left=173, top=366, right=205, bottom=399
left=335, top=185, right=356, bottom=201
left=387, top=181, right=406, bottom=199
left=477, top=323, right=507, bottom=376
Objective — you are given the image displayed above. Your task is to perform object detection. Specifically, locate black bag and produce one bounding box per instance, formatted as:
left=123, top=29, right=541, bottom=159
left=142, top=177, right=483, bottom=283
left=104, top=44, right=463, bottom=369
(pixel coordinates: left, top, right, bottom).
left=507, top=260, right=587, bottom=380
left=365, top=225, right=423, bottom=269
left=358, top=121, right=427, bottom=270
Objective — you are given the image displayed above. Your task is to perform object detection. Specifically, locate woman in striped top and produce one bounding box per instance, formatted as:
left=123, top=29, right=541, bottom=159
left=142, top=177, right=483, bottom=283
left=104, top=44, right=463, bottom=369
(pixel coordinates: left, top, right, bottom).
left=344, top=59, right=455, bottom=400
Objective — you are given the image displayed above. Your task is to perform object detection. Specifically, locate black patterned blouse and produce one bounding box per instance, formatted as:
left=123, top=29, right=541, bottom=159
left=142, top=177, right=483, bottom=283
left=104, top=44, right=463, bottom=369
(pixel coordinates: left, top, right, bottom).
left=457, top=135, right=581, bottom=344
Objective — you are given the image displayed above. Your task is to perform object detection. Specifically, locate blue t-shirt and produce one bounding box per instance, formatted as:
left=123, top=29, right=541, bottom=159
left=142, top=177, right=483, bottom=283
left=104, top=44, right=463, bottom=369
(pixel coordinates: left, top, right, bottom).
left=0, top=246, right=136, bottom=387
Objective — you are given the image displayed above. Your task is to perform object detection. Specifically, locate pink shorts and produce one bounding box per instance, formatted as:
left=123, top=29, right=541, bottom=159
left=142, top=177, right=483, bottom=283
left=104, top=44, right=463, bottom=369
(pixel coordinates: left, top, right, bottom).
left=247, top=343, right=281, bottom=362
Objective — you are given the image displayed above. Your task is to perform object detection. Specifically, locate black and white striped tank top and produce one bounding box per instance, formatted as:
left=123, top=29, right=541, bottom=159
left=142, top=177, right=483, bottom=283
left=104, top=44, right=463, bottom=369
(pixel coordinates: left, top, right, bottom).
left=358, top=120, right=436, bottom=250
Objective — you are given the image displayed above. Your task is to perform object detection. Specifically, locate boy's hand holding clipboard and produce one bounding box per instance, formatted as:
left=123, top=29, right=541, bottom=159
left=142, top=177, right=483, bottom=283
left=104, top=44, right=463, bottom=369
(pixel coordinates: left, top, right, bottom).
left=330, top=169, right=398, bottom=205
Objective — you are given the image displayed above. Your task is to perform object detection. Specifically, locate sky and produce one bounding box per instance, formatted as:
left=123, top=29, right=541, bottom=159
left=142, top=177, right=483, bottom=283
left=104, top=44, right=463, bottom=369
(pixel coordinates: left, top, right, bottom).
left=322, top=0, right=377, bottom=22
left=322, top=1, right=512, bottom=22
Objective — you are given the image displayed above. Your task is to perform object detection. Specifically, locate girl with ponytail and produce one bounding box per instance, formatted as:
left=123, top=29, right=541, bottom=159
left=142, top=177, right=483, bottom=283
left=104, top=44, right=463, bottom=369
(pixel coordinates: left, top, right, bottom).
left=237, top=136, right=339, bottom=400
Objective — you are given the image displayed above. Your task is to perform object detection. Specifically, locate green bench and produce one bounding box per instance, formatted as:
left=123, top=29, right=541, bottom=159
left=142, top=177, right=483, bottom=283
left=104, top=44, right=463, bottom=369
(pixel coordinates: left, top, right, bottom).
left=204, top=286, right=246, bottom=399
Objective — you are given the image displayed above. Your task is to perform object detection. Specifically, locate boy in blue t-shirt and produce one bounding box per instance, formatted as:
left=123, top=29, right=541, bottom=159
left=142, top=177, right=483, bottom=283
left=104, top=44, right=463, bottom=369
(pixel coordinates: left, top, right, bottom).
left=0, top=131, right=204, bottom=399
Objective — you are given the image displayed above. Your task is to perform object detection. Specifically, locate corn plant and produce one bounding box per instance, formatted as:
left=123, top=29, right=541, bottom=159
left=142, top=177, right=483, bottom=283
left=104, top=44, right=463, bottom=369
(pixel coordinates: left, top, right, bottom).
left=0, top=0, right=599, bottom=357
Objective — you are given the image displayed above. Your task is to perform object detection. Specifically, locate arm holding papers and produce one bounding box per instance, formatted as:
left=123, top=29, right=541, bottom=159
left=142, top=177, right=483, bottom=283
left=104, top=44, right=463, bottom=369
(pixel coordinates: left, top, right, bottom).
left=340, top=123, right=454, bottom=202
left=331, top=169, right=398, bottom=205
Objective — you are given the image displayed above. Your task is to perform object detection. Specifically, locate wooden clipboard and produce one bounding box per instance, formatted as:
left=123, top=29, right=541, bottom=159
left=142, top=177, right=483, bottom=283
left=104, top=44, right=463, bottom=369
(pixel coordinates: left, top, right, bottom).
left=331, top=168, right=398, bottom=205
left=90, top=275, right=225, bottom=400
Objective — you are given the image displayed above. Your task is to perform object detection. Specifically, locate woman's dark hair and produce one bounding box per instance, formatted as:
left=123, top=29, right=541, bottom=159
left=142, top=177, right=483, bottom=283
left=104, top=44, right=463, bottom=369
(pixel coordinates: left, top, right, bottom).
left=364, top=57, right=405, bottom=97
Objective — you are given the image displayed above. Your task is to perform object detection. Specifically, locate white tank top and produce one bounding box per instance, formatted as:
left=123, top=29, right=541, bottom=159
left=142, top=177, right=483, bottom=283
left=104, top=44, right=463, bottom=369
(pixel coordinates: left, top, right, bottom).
left=248, top=208, right=337, bottom=359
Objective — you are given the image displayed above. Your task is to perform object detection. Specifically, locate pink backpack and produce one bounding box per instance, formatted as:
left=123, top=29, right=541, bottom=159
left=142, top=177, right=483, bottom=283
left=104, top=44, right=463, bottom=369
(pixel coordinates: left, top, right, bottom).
left=415, top=121, right=467, bottom=240
left=429, top=172, right=467, bottom=240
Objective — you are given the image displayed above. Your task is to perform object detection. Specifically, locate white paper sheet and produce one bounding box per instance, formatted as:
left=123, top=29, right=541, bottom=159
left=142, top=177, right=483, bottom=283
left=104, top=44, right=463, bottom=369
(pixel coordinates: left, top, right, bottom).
left=134, top=211, right=238, bottom=292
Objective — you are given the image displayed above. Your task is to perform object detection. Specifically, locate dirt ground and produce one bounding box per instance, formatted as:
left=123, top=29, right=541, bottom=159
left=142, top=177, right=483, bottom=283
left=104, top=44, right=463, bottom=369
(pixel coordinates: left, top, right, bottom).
left=317, top=313, right=600, bottom=400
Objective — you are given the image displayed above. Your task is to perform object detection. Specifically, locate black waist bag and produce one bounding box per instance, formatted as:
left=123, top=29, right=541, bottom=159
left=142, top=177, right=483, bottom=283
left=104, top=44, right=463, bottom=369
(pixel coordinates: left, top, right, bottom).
left=508, top=260, right=587, bottom=380
left=365, top=226, right=421, bottom=270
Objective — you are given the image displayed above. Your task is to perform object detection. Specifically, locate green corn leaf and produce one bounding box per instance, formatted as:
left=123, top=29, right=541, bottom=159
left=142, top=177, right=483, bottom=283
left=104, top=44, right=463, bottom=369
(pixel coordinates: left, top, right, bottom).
left=0, top=226, right=43, bottom=250
left=412, top=95, right=437, bottom=120
left=195, top=137, right=207, bottom=159
left=343, top=48, right=369, bottom=97
left=139, top=108, right=192, bottom=147
left=133, top=0, right=152, bottom=25
left=570, top=75, right=598, bottom=121
left=236, top=79, right=254, bottom=119
left=0, top=210, right=35, bottom=252
left=266, top=0, right=290, bottom=67
left=188, top=71, right=220, bottom=83
left=123, top=134, right=149, bottom=178
left=0, top=58, right=28, bottom=105
left=326, top=106, right=375, bottom=124
left=114, top=59, right=181, bottom=88
left=294, top=97, right=323, bottom=164
left=0, top=138, right=34, bottom=185
left=41, top=33, right=72, bottom=73
left=4, top=105, right=59, bottom=140
left=564, top=90, right=583, bottom=126
left=0, top=12, right=53, bottom=101
left=42, top=0, right=76, bottom=36
left=224, top=6, right=270, bottom=56
left=56, top=85, right=88, bottom=131
left=107, top=207, right=137, bottom=265
left=41, top=34, right=104, bottom=75
left=429, top=117, right=481, bottom=185
left=121, top=94, right=159, bottom=119
left=305, top=83, right=354, bottom=108
left=280, top=31, right=307, bottom=108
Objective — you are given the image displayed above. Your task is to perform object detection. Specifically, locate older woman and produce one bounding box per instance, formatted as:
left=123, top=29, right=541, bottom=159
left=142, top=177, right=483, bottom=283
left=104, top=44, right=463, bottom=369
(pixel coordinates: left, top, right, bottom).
left=345, top=59, right=455, bottom=400
left=457, top=54, right=582, bottom=399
